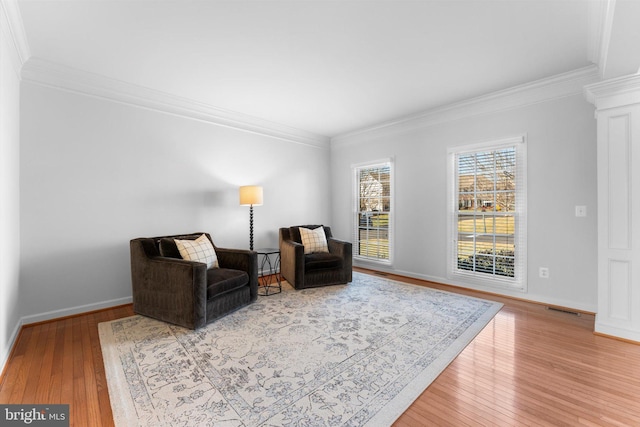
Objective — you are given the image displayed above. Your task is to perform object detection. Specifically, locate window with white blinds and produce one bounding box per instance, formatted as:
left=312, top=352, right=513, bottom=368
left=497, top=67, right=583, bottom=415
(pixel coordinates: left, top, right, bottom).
left=448, top=136, right=527, bottom=290
left=353, top=160, right=393, bottom=264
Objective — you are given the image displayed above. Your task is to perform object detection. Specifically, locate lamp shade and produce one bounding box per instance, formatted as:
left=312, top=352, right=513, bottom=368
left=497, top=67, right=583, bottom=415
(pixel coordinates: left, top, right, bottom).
left=239, top=185, right=263, bottom=206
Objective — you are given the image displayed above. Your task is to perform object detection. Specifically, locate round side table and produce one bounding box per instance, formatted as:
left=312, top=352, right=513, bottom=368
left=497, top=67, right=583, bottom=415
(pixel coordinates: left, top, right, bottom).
left=256, top=248, right=282, bottom=296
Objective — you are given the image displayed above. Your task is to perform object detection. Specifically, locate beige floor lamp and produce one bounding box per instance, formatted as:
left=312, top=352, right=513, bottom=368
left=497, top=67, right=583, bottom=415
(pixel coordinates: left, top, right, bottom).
left=239, top=185, right=263, bottom=251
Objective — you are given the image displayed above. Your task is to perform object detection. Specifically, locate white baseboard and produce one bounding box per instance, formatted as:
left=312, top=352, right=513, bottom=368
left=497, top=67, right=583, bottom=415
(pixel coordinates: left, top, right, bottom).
left=595, top=317, right=640, bottom=343
left=0, top=318, right=23, bottom=377
left=1, top=296, right=133, bottom=376
left=20, top=296, right=133, bottom=326
left=354, top=263, right=597, bottom=314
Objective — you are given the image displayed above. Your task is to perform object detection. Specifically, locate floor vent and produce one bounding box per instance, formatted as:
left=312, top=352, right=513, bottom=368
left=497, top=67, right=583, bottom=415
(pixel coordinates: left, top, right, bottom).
left=375, top=272, right=389, bottom=277
left=546, top=306, right=581, bottom=316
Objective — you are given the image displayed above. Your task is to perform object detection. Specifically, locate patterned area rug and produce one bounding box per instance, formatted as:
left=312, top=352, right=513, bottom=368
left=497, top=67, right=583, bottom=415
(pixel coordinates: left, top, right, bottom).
left=99, top=272, right=502, bottom=426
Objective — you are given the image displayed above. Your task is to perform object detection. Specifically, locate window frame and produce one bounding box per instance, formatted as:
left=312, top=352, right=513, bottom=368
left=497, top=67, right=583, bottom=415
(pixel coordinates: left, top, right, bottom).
left=447, top=136, right=527, bottom=291
left=352, top=158, right=394, bottom=266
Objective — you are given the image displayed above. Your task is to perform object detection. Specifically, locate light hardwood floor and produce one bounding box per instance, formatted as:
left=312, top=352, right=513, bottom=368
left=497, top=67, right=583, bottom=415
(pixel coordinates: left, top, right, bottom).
left=1, top=269, right=639, bottom=426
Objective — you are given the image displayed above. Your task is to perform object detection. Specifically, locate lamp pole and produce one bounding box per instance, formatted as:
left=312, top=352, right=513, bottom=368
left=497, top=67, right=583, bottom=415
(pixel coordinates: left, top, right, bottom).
left=249, top=204, right=254, bottom=250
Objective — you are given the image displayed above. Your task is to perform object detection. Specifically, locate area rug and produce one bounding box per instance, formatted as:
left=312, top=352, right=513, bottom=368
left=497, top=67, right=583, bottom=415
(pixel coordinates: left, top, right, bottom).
left=99, top=272, right=502, bottom=427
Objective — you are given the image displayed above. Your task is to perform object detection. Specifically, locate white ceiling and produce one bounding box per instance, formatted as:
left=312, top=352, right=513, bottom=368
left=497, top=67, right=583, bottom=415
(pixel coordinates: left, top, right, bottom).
left=18, top=0, right=595, bottom=137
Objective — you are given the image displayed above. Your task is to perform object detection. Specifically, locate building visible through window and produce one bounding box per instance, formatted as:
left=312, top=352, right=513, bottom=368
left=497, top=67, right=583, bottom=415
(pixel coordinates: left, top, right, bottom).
left=449, top=137, right=526, bottom=289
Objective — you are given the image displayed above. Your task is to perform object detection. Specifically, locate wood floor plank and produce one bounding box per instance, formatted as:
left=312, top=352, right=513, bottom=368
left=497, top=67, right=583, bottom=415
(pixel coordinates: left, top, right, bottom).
left=47, top=320, right=66, bottom=404
left=72, top=316, right=88, bottom=427
left=34, top=321, right=58, bottom=403
left=82, top=315, right=103, bottom=427
left=0, top=327, right=32, bottom=401
left=60, top=317, right=75, bottom=408
left=1, top=270, right=640, bottom=427
left=8, top=324, right=42, bottom=403
left=91, top=312, right=116, bottom=427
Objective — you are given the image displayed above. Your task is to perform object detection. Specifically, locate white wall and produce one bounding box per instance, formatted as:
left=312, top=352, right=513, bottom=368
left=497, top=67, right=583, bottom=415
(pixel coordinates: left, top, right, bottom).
left=0, top=12, right=22, bottom=367
left=331, top=94, right=598, bottom=311
left=19, top=82, right=331, bottom=321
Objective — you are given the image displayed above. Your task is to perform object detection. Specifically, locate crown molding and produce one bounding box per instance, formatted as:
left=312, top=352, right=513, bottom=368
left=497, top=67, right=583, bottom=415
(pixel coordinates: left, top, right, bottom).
left=0, top=0, right=31, bottom=75
left=587, top=0, right=615, bottom=78
left=331, top=65, right=601, bottom=147
left=21, top=57, right=330, bottom=149
left=584, top=72, right=640, bottom=110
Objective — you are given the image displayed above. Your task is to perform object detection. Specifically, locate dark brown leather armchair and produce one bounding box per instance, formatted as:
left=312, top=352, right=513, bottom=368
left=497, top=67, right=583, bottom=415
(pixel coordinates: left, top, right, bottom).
left=279, top=225, right=352, bottom=289
left=130, top=232, right=258, bottom=329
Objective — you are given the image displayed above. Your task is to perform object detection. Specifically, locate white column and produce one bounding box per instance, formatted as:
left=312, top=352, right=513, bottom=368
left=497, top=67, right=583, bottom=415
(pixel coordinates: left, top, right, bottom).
left=585, top=74, right=640, bottom=342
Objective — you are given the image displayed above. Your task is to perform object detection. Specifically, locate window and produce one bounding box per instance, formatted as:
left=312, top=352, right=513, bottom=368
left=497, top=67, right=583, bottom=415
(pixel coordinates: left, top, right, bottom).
left=448, top=136, right=527, bottom=289
left=353, top=160, right=393, bottom=264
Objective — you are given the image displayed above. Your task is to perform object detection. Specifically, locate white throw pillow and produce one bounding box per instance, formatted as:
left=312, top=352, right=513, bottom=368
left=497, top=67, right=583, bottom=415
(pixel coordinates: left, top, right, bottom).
left=175, top=234, right=219, bottom=269
left=299, top=226, right=329, bottom=254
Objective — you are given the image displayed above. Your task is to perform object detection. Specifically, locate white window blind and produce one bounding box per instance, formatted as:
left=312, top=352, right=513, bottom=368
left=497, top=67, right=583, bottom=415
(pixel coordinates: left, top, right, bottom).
left=353, top=160, right=393, bottom=264
left=448, top=136, right=527, bottom=290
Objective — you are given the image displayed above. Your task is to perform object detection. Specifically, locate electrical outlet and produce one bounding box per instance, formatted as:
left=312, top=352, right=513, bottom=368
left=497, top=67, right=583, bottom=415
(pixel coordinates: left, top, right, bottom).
left=539, top=267, right=549, bottom=279
left=575, top=205, right=587, bottom=217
